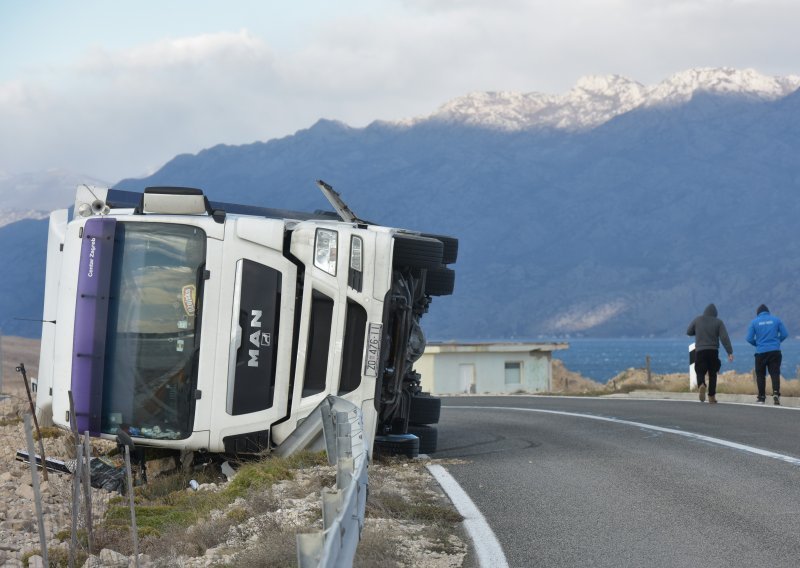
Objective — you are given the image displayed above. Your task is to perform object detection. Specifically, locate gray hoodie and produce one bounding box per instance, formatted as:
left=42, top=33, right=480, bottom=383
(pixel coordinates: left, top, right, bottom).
left=687, top=304, right=733, bottom=354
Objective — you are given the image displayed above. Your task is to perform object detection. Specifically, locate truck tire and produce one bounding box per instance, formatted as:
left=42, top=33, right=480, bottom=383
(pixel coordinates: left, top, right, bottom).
left=409, top=393, right=441, bottom=424
left=393, top=235, right=443, bottom=270
left=422, top=233, right=458, bottom=265
left=425, top=267, right=455, bottom=296
left=407, top=424, right=438, bottom=454
left=373, top=434, right=420, bottom=459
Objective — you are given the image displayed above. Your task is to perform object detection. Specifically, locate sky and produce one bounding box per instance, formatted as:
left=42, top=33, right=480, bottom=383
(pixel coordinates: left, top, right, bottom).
left=1, top=0, right=799, bottom=182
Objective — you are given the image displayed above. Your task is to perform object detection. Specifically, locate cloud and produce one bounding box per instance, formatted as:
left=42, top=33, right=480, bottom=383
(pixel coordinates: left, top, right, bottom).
left=1, top=1, right=799, bottom=180
left=0, top=31, right=287, bottom=180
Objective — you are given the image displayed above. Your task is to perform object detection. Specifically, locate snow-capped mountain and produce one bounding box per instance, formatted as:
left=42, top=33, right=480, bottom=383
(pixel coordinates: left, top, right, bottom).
left=406, top=67, right=800, bottom=131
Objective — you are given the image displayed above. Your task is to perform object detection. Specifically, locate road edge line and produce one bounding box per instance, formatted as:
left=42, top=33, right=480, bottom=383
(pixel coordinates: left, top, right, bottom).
left=426, top=463, right=509, bottom=568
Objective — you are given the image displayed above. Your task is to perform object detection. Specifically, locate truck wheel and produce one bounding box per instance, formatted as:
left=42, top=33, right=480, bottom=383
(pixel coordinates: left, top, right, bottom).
left=393, top=235, right=443, bottom=270
left=425, top=267, right=455, bottom=296
left=373, top=434, right=420, bottom=459
left=409, top=393, right=441, bottom=424
left=408, top=424, right=438, bottom=454
left=422, top=233, right=458, bottom=265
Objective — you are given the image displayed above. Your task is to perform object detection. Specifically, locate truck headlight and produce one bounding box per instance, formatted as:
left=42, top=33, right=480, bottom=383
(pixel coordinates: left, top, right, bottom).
left=314, top=229, right=338, bottom=275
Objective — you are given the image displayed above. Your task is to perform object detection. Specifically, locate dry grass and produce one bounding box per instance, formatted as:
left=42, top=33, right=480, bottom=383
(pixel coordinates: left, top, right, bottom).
left=550, top=359, right=606, bottom=393
left=227, top=516, right=303, bottom=568
left=606, top=368, right=800, bottom=396
left=1, top=335, right=40, bottom=395
left=549, top=356, right=800, bottom=398
left=356, top=456, right=467, bottom=567
left=93, top=451, right=328, bottom=560
left=354, top=524, right=407, bottom=568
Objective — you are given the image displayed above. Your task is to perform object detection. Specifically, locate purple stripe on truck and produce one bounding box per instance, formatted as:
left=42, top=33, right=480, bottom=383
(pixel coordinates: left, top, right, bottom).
left=71, top=217, right=116, bottom=435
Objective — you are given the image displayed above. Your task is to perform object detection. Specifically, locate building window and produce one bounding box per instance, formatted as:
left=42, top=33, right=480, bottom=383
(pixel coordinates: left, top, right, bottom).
left=504, top=361, right=522, bottom=385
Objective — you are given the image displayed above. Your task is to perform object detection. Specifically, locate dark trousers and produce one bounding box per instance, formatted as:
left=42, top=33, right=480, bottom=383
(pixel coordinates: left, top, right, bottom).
left=755, top=350, right=782, bottom=399
left=695, top=349, right=721, bottom=396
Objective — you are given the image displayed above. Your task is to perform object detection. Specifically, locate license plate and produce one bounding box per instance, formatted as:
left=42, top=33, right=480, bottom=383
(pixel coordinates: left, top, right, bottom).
left=364, top=323, right=382, bottom=377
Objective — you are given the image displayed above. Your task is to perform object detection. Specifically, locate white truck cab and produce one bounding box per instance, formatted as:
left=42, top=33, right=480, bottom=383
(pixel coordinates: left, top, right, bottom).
left=36, top=183, right=456, bottom=457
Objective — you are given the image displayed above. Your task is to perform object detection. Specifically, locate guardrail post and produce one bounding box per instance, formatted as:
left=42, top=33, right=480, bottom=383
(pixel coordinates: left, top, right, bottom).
left=337, top=457, right=355, bottom=490
left=320, top=400, right=337, bottom=465
left=322, top=488, right=343, bottom=529
left=296, top=396, right=368, bottom=568
left=297, top=532, right=325, bottom=567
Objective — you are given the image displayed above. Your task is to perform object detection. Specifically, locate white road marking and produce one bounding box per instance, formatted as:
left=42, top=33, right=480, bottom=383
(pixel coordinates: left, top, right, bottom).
left=426, top=464, right=510, bottom=568
left=449, top=405, right=800, bottom=467
left=533, top=394, right=800, bottom=410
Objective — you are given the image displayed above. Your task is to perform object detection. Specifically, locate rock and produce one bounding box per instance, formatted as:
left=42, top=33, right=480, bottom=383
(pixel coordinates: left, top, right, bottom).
left=27, top=555, right=44, bottom=568
left=146, top=456, right=176, bottom=479
left=48, top=436, right=77, bottom=459
left=15, top=484, right=34, bottom=501
left=0, top=471, right=12, bottom=483
left=10, top=519, right=33, bottom=531
left=128, top=553, right=152, bottom=567
left=98, top=548, right=129, bottom=567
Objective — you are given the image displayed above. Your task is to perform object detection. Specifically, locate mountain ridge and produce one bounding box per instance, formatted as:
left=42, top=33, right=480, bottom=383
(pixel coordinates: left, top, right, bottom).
left=2, top=67, right=800, bottom=340
left=397, top=67, right=800, bottom=131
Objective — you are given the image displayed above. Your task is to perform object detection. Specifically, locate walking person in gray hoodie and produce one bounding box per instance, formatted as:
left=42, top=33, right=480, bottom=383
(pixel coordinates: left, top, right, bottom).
left=687, top=304, right=734, bottom=403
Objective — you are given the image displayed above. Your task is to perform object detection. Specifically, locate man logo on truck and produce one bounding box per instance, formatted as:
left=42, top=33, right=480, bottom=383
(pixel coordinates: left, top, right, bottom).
left=248, top=309, right=265, bottom=367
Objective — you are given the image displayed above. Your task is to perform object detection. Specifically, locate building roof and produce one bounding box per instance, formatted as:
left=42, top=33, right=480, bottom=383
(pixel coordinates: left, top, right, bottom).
left=424, top=341, right=569, bottom=354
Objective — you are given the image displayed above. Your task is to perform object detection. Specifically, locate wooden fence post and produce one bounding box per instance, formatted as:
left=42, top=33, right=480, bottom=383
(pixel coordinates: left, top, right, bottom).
left=124, top=446, right=140, bottom=568
left=24, top=414, right=49, bottom=567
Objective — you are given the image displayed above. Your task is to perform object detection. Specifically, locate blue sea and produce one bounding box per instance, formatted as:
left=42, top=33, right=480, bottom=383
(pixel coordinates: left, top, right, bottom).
left=549, top=338, right=800, bottom=383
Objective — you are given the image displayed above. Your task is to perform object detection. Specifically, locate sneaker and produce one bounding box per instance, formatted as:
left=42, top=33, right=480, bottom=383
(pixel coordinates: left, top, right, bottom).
left=774, top=395, right=781, bottom=406
left=698, top=384, right=706, bottom=402
left=756, top=397, right=765, bottom=404
left=708, top=395, right=717, bottom=404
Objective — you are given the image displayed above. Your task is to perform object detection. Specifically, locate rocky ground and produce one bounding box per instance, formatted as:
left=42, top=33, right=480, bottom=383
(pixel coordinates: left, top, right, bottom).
left=1, top=393, right=468, bottom=567
left=0, top=395, right=89, bottom=566
left=1, top=336, right=468, bottom=568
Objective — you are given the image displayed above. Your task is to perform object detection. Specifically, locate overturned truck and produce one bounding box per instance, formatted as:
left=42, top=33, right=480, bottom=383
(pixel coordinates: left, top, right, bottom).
left=35, top=183, right=456, bottom=459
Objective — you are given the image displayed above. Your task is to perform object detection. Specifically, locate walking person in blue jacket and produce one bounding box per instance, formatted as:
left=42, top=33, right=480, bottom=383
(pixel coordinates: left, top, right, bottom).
left=687, top=304, right=734, bottom=404
left=746, top=304, right=789, bottom=405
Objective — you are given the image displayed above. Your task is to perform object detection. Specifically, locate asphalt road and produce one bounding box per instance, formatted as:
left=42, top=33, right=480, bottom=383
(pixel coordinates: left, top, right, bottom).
left=435, top=396, right=800, bottom=568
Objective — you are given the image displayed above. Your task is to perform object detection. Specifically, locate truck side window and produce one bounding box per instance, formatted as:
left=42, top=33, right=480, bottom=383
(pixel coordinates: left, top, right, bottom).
left=339, top=300, right=367, bottom=395
left=302, top=290, right=333, bottom=397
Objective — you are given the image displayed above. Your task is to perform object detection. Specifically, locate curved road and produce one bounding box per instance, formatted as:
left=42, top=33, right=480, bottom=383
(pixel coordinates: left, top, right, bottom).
left=435, top=396, right=800, bottom=568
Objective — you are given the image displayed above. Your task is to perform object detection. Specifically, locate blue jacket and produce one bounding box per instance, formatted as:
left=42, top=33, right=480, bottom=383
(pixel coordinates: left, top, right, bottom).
left=746, top=311, right=789, bottom=354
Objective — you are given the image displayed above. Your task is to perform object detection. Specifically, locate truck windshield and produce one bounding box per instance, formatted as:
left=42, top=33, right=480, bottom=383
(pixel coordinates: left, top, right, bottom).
left=101, top=222, right=206, bottom=440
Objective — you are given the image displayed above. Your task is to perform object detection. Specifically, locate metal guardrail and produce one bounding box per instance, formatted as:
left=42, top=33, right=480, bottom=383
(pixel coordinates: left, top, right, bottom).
left=294, top=396, right=369, bottom=568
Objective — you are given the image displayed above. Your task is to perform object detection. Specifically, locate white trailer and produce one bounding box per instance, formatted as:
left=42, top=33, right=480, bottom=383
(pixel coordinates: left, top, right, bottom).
left=36, top=183, right=456, bottom=457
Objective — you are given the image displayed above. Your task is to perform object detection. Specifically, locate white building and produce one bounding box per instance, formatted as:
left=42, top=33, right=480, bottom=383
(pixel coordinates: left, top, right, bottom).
left=416, top=341, right=569, bottom=395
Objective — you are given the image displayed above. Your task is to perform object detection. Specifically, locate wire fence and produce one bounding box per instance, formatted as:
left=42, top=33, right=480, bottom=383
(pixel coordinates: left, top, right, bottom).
left=0, top=329, right=370, bottom=568
left=0, top=387, right=129, bottom=568
left=1, top=357, right=364, bottom=568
